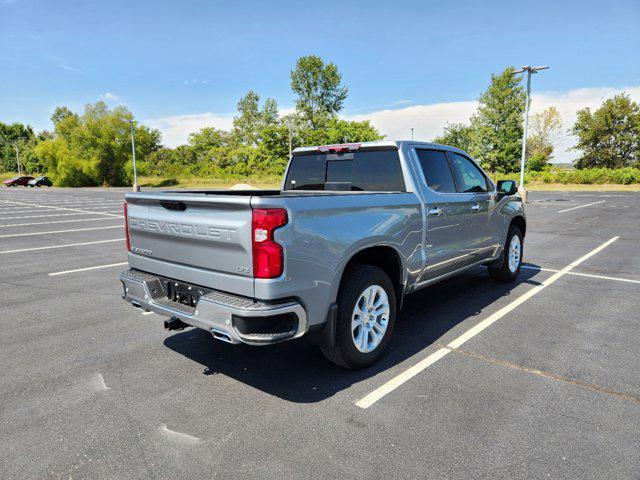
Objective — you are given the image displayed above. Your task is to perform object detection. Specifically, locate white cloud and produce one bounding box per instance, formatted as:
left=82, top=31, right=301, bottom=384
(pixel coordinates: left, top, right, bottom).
left=148, top=107, right=298, bottom=147
left=148, top=86, right=640, bottom=163
left=44, top=55, right=85, bottom=75
left=346, top=86, right=640, bottom=164
left=146, top=113, right=234, bottom=147
left=101, top=92, right=120, bottom=101
left=184, top=79, right=209, bottom=85
left=278, top=107, right=296, bottom=118
left=57, top=63, right=84, bottom=75
left=346, top=100, right=478, bottom=143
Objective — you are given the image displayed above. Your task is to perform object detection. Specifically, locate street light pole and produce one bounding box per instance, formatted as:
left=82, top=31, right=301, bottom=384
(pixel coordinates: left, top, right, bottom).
left=512, top=65, right=548, bottom=201
left=128, top=120, right=139, bottom=192
left=410, top=128, right=414, bottom=141
left=287, top=118, right=293, bottom=157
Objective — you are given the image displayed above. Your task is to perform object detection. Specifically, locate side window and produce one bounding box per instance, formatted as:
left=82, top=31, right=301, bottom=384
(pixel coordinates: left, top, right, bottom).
left=448, top=153, right=488, bottom=193
left=415, top=149, right=457, bottom=193
left=351, top=151, right=405, bottom=191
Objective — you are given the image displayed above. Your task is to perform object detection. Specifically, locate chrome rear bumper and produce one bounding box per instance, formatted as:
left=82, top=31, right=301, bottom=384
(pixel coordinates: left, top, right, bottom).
left=120, top=269, right=307, bottom=345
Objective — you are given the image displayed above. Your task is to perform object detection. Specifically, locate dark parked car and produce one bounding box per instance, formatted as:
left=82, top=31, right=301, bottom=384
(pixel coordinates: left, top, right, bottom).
left=3, top=176, right=34, bottom=187
left=28, top=176, right=53, bottom=187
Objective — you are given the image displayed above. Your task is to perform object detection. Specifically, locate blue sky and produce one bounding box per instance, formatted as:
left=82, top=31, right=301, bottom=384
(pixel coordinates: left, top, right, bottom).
left=1, top=0, right=639, bottom=160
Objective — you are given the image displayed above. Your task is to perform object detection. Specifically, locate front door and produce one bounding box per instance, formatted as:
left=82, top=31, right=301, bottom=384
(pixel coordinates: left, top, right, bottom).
left=447, top=152, right=501, bottom=263
left=413, top=149, right=476, bottom=281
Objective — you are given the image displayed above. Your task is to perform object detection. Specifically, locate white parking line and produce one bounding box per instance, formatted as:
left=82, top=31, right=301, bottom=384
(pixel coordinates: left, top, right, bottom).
left=0, top=205, right=119, bottom=212
left=0, top=225, right=122, bottom=238
left=0, top=217, right=122, bottom=227
left=25, top=203, right=123, bottom=207
left=0, top=209, right=60, bottom=214
left=0, top=212, right=123, bottom=220
left=355, top=236, right=619, bottom=409
left=48, top=262, right=128, bottom=276
left=28, top=201, right=121, bottom=204
left=558, top=200, right=605, bottom=213
left=0, top=200, right=121, bottom=218
left=522, top=265, right=640, bottom=285
left=0, top=238, right=124, bottom=254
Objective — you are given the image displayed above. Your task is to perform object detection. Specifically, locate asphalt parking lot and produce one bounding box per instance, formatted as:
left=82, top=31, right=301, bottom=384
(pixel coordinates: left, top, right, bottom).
left=1, top=187, right=639, bottom=479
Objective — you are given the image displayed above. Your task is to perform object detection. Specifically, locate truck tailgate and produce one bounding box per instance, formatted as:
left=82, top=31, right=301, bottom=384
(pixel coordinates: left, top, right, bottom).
left=125, top=193, right=254, bottom=296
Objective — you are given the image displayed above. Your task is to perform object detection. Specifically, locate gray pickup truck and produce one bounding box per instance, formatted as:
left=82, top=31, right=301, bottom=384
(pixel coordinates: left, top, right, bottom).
left=120, top=141, right=525, bottom=368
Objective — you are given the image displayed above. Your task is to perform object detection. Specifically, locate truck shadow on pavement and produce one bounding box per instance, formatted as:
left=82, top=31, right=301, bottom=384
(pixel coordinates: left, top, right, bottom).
left=163, top=265, right=543, bottom=403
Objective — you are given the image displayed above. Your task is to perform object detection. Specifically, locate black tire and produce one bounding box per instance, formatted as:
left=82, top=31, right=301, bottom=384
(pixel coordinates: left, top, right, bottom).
left=488, top=225, right=523, bottom=282
left=321, top=265, right=396, bottom=369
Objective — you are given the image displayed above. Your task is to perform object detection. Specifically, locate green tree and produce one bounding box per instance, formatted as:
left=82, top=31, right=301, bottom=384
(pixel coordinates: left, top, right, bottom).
left=19, top=131, right=51, bottom=174
left=232, top=91, right=279, bottom=146
left=571, top=93, right=640, bottom=169
left=51, top=106, right=75, bottom=126
left=290, top=55, right=348, bottom=128
left=304, top=118, right=383, bottom=146
left=188, top=127, right=230, bottom=158
left=526, top=106, right=562, bottom=170
left=35, top=102, right=161, bottom=186
left=470, top=67, right=525, bottom=173
left=434, top=123, right=476, bottom=152
left=0, top=122, right=40, bottom=173
left=252, top=123, right=291, bottom=174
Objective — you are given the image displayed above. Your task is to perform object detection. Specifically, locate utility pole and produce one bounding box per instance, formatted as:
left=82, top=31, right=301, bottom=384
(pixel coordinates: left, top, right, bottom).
left=410, top=128, right=414, bottom=141
left=128, top=120, right=139, bottom=192
left=512, top=65, right=548, bottom=201
left=287, top=118, right=293, bottom=157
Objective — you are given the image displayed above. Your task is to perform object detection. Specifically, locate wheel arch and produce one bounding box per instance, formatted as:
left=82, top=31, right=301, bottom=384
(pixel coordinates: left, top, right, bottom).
left=338, top=245, right=405, bottom=308
left=510, top=215, right=526, bottom=238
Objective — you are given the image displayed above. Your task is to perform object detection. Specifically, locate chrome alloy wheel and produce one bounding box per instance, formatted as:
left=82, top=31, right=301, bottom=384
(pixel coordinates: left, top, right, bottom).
left=351, top=285, right=390, bottom=353
left=508, top=234, right=521, bottom=273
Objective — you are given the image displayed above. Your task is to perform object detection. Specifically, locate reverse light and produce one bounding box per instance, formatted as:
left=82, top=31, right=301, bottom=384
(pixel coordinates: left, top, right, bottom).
left=123, top=202, right=131, bottom=252
left=252, top=208, right=288, bottom=279
left=318, top=143, right=361, bottom=153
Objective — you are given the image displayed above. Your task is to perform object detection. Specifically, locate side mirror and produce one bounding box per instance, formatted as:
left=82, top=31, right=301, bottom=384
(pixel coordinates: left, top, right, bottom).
left=497, top=180, right=518, bottom=196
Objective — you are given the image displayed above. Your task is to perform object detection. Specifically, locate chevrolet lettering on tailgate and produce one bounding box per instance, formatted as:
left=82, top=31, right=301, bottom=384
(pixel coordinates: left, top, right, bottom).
left=128, top=217, right=237, bottom=242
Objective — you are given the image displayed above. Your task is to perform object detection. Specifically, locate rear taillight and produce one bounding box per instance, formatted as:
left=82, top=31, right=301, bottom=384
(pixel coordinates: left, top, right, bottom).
left=123, top=202, right=130, bottom=252
left=252, top=208, right=288, bottom=279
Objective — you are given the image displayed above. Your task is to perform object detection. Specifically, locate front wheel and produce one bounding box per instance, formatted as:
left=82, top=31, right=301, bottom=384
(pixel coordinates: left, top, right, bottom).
left=321, top=265, right=396, bottom=369
left=488, top=225, right=523, bottom=282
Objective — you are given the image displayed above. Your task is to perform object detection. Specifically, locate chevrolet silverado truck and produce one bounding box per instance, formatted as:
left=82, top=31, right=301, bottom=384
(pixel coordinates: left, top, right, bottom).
left=120, top=141, right=525, bottom=368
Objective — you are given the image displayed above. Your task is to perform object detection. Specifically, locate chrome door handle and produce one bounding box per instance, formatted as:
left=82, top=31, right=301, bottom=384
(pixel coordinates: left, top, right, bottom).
left=428, top=207, right=443, bottom=216
left=471, top=203, right=481, bottom=211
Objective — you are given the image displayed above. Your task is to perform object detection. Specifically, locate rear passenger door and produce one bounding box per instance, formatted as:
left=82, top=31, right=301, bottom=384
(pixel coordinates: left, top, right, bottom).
left=446, top=152, right=500, bottom=262
left=414, top=149, right=476, bottom=281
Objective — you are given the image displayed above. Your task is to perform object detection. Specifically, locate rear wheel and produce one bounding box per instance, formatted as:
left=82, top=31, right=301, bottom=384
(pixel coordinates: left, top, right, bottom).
left=321, top=265, right=396, bottom=369
left=488, top=225, right=523, bottom=282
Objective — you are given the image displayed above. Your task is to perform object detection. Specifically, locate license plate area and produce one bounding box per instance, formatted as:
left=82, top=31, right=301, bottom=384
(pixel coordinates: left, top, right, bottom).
left=160, top=278, right=212, bottom=308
